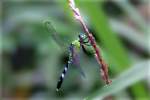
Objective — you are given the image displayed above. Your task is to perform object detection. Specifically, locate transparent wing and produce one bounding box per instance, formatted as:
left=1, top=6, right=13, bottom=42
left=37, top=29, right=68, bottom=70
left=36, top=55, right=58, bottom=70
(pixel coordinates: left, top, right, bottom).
left=70, top=44, right=86, bottom=78
left=56, top=44, right=86, bottom=91
left=44, top=20, right=66, bottom=48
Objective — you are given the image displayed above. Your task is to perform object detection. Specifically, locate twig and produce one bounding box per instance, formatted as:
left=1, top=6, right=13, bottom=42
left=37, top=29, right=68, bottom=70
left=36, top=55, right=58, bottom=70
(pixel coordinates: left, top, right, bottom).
left=68, top=0, right=111, bottom=84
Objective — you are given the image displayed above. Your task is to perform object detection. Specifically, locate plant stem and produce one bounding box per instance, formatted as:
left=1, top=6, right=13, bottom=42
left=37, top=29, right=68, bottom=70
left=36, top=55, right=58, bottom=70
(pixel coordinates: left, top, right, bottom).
left=68, top=0, right=111, bottom=84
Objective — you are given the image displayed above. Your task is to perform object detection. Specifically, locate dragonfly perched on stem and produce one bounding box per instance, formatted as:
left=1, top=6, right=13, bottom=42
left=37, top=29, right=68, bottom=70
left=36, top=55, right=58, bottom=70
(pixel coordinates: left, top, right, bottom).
left=44, top=21, right=92, bottom=91
left=44, top=0, right=111, bottom=92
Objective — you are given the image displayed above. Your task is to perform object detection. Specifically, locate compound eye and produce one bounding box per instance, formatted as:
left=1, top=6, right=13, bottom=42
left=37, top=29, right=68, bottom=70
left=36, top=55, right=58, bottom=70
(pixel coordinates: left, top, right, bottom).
left=80, top=34, right=83, bottom=37
left=79, top=33, right=87, bottom=40
left=82, top=34, right=86, bottom=39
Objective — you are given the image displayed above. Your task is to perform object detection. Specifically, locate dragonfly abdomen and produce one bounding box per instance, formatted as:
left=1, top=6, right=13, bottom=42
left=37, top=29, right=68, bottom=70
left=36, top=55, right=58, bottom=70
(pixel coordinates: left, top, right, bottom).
left=56, top=61, right=70, bottom=91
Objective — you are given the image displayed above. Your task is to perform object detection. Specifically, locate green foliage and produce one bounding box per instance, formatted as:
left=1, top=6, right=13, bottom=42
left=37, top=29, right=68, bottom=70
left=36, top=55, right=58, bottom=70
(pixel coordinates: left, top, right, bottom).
left=2, top=0, right=149, bottom=99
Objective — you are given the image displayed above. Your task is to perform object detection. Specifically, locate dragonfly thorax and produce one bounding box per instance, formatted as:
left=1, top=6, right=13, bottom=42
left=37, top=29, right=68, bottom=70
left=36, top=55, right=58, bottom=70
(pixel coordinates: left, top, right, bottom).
left=72, top=40, right=80, bottom=50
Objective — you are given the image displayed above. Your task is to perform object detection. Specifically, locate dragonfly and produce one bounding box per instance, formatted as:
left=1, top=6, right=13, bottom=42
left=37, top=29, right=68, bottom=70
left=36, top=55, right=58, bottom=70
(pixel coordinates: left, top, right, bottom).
left=44, top=21, right=96, bottom=91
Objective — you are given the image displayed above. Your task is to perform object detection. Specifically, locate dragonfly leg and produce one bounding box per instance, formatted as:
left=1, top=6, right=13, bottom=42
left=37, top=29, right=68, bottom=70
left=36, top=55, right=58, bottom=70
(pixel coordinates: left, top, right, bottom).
left=79, top=34, right=91, bottom=46
left=82, top=39, right=89, bottom=44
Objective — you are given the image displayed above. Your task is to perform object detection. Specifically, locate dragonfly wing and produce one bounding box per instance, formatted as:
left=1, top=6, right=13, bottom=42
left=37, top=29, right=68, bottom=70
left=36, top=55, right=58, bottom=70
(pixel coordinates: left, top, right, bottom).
left=70, top=44, right=86, bottom=78
left=44, top=20, right=66, bottom=48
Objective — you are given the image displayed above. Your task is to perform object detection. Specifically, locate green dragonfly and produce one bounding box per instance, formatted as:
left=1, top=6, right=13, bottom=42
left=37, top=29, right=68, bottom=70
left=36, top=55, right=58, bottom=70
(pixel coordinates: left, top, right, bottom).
left=44, top=21, right=96, bottom=91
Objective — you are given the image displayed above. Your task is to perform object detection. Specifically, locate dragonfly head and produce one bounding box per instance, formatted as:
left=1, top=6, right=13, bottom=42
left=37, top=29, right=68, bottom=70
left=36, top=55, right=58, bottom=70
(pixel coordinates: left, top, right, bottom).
left=78, top=33, right=87, bottom=40
left=79, top=33, right=89, bottom=44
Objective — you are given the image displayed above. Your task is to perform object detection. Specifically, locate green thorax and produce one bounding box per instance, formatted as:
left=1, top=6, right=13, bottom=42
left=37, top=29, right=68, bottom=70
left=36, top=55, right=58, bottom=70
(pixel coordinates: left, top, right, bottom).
left=72, top=39, right=80, bottom=51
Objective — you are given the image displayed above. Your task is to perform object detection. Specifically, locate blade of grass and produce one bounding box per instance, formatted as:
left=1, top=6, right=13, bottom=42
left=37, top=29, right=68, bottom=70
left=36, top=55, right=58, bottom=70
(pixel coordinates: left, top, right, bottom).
left=110, top=19, right=149, bottom=53
left=115, top=0, right=147, bottom=33
left=85, top=60, right=150, bottom=100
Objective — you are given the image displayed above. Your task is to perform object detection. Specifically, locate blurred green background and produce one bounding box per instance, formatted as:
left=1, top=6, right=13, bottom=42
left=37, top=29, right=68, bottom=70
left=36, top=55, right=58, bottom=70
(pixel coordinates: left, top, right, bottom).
left=1, top=0, right=150, bottom=100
